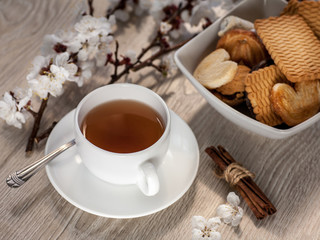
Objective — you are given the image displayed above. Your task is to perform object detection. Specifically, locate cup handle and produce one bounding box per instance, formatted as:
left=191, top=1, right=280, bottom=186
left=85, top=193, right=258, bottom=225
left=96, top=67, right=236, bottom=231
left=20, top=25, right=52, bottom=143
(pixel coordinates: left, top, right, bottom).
left=137, top=162, right=159, bottom=196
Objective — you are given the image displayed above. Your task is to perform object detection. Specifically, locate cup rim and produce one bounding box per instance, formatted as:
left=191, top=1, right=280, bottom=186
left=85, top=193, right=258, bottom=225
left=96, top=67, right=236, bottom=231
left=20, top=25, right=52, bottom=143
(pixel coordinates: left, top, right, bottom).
left=74, top=83, right=171, bottom=156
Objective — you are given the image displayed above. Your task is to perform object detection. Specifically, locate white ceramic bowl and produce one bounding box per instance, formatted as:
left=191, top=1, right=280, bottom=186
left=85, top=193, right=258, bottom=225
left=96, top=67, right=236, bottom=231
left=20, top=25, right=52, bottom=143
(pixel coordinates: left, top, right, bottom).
left=175, top=0, right=320, bottom=139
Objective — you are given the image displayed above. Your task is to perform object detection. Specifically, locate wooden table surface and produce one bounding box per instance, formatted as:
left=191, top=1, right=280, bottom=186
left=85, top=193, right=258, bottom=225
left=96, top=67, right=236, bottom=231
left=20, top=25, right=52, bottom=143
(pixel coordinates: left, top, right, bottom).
left=1, top=1, right=320, bottom=239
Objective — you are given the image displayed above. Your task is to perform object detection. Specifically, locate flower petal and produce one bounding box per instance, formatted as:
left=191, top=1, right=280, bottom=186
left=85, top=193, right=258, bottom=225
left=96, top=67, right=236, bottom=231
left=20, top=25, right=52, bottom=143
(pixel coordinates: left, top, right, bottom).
left=209, top=231, right=221, bottom=240
left=216, top=204, right=233, bottom=219
left=227, top=192, right=240, bottom=207
left=207, top=217, right=221, bottom=231
left=192, top=216, right=206, bottom=229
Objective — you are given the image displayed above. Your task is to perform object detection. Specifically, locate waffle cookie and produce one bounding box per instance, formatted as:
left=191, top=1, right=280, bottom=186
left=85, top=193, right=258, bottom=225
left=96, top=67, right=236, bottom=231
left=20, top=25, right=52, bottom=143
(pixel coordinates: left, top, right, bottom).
left=297, top=1, right=320, bottom=39
left=271, top=80, right=320, bottom=126
left=245, top=65, right=287, bottom=126
left=255, top=15, right=320, bottom=82
left=280, top=0, right=299, bottom=16
left=216, top=65, right=250, bottom=96
left=281, top=0, right=320, bottom=39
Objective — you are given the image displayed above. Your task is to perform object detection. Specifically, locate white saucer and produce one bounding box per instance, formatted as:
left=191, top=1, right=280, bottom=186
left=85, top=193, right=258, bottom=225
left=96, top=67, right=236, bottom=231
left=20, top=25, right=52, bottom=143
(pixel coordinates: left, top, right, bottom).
left=45, top=109, right=199, bottom=218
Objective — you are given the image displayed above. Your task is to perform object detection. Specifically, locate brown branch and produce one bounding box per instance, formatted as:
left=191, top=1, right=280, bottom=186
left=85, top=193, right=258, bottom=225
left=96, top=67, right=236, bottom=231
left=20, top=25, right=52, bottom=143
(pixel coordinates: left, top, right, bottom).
left=149, top=62, right=164, bottom=74
left=109, top=41, right=121, bottom=84
left=132, top=36, right=194, bottom=72
left=106, top=0, right=126, bottom=19
left=25, top=95, right=50, bottom=154
left=27, top=108, right=37, bottom=118
left=34, top=121, right=57, bottom=144
left=136, top=35, right=161, bottom=62
left=87, top=0, right=94, bottom=16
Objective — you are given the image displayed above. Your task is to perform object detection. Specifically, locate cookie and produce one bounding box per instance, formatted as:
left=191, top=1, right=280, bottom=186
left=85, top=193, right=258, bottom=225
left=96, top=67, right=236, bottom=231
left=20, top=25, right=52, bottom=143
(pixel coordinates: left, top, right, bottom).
left=297, top=1, right=320, bottom=39
left=281, top=0, right=320, bottom=39
left=245, top=65, right=288, bottom=126
left=216, top=29, right=268, bottom=67
left=255, top=15, right=320, bottom=82
left=270, top=80, right=320, bottom=126
left=212, top=90, right=245, bottom=107
left=280, top=0, right=299, bottom=16
left=216, top=65, right=250, bottom=96
left=193, top=48, right=238, bottom=89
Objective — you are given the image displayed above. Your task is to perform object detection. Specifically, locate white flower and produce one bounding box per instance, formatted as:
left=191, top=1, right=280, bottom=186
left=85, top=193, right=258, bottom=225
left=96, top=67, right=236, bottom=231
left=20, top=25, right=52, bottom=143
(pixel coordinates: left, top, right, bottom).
left=54, top=52, right=78, bottom=78
left=12, top=87, right=32, bottom=111
left=75, top=15, right=112, bottom=39
left=72, top=15, right=115, bottom=63
left=192, top=216, right=221, bottom=240
left=216, top=192, right=243, bottom=227
left=64, top=36, right=83, bottom=53
left=160, top=21, right=172, bottom=35
left=125, top=50, right=137, bottom=64
left=28, top=76, right=50, bottom=98
left=28, top=70, right=65, bottom=99
left=161, top=53, right=177, bottom=77
left=77, top=43, right=96, bottom=61
left=26, top=55, right=52, bottom=82
left=189, top=1, right=217, bottom=26
left=95, top=38, right=113, bottom=67
left=69, top=61, right=94, bottom=87
left=0, top=92, right=26, bottom=128
left=50, top=64, right=69, bottom=83
left=41, top=34, right=63, bottom=55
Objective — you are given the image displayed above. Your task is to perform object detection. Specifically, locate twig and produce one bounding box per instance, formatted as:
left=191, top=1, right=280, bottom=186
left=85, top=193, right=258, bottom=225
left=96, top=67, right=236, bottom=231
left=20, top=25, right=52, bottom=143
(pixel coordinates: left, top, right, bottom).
left=106, top=0, right=126, bottom=19
left=149, top=62, right=164, bottom=74
left=132, top=36, right=194, bottom=72
left=109, top=41, right=120, bottom=84
left=87, top=0, right=94, bottom=16
left=25, top=96, right=50, bottom=154
left=34, top=121, right=57, bottom=144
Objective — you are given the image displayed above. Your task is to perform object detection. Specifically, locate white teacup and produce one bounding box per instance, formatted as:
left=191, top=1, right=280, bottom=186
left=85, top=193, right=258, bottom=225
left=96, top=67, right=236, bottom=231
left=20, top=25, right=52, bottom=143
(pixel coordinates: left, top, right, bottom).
left=74, top=83, right=171, bottom=196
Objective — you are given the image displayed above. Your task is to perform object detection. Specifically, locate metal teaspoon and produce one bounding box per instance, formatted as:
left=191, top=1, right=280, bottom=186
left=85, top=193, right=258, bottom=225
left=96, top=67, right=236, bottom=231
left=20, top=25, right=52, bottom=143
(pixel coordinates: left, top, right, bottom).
left=6, top=139, right=76, bottom=188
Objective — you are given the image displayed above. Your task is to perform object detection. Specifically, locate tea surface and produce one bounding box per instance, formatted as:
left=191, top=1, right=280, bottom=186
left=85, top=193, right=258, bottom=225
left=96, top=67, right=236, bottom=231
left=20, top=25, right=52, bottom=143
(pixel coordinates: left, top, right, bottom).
left=81, top=100, right=165, bottom=153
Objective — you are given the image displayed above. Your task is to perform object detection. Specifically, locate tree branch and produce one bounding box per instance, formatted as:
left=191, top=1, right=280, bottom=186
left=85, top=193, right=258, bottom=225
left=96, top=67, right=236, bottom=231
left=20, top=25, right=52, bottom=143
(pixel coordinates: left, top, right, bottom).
left=87, top=0, right=94, bottom=16
left=25, top=96, right=50, bottom=154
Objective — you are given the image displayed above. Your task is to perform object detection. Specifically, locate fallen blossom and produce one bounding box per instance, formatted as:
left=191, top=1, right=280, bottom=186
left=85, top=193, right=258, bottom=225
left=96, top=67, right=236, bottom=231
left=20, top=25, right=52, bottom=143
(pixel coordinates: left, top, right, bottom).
left=192, top=216, right=221, bottom=240
left=216, top=192, right=243, bottom=227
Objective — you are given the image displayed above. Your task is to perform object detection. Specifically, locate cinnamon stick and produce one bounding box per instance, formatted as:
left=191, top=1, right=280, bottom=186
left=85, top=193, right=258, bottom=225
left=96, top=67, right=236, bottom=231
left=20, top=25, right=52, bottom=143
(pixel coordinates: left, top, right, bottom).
left=205, top=145, right=276, bottom=220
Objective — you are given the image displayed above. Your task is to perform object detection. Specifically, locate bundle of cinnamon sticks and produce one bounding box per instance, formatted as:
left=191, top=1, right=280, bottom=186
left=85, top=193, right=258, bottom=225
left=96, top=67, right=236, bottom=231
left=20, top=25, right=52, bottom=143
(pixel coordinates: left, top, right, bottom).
left=205, top=145, right=276, bottom=220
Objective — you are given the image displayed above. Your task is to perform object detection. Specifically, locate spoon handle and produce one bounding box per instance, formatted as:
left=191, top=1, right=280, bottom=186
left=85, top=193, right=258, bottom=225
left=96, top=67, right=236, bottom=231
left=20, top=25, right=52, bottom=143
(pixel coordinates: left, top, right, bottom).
left=6, top=139, right=76, bottom=188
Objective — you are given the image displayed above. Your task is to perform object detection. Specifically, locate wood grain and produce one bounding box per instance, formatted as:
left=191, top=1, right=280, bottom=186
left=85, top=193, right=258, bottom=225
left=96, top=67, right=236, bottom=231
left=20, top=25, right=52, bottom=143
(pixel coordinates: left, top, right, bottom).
left=0, top=0, right=320, bottom=239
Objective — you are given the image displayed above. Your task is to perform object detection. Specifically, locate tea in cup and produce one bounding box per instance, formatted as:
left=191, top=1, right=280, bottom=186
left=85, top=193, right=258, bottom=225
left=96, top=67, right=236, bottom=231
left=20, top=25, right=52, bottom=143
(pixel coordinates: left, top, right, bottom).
left=74, top=83, right=171, bottom=196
